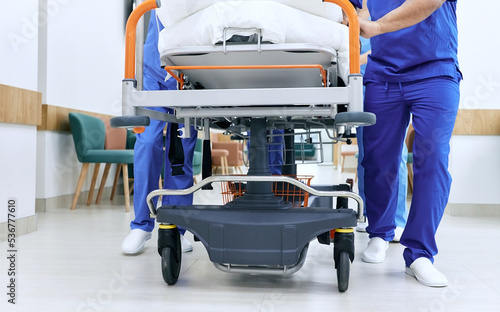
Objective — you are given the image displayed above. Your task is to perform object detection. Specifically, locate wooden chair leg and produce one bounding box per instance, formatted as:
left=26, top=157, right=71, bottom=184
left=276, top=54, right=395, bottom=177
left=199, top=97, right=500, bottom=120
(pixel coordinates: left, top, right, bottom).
left=341, top=156, right=345, bottom=173
left=110, top=164, right=122, bottom=201
left=122, top=164, right=130, bottom=213
left=222, top=156, right=228, bottom=175
left=86, top=163, right=100, bottom=206
left=71, top=163, right=90, bottom=210
left=129, top=179, right=134, bottom=194
left=96, top=163, right=111, bottom=204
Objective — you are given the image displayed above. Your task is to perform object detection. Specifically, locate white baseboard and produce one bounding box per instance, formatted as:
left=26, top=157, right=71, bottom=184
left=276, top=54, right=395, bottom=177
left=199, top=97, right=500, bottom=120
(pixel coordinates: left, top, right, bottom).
left=445, top=203, right=500, bottom=218
left=35, top=186, right=124, bottom=212
left=0, top=215, right=37, bottom=242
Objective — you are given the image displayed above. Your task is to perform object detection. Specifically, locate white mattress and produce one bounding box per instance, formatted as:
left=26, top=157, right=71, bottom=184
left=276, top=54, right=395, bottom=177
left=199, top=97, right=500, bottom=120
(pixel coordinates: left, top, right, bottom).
left=157, top=0, right=350, bottom=83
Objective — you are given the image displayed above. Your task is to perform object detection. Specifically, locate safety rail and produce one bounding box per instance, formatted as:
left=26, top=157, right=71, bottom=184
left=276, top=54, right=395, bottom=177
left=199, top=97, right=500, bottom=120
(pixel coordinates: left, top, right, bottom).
left=146, top=175, right=364, bottom=221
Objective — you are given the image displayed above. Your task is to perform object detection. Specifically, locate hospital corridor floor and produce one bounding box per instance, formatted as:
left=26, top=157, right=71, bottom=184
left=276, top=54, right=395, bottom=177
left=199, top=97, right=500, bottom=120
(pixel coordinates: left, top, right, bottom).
left=1, top=164, right=499, bottom=312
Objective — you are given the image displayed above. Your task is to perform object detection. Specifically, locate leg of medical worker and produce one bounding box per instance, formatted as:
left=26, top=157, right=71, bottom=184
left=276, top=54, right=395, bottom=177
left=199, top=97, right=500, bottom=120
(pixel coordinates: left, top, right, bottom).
left=395, top=144, right=409, bottom=229
left=122, top=73, right=170, bottom=254
left=400, top=77, right=459, bottom=267
left=356, top=127, right=366, bottom=206
left=130, top=108, right=167, bottom=233
left=361, top=81, right=411, bottom=242
left=357, top=125, right=408, bottom=236
left=121, top=105, right=167, bottom=254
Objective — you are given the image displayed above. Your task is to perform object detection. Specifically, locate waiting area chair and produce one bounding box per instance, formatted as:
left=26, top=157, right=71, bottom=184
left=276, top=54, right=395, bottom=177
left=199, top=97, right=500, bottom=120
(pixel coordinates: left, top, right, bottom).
left=68, top=112, right=134, bottom=212
left=339, top=141, right=358, bottom=173
left=211, top=133, right=244, bottom=174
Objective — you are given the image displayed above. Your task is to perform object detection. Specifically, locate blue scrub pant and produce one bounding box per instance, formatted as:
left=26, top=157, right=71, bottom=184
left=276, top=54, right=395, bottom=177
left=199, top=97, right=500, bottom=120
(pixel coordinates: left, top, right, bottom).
left=268, top=129, right=284, bottom=175
left=357, top=127, right=409, bottom=228
left=131, top=73, right=197, bottom=233
left=362, top=76, right=459, bottom=267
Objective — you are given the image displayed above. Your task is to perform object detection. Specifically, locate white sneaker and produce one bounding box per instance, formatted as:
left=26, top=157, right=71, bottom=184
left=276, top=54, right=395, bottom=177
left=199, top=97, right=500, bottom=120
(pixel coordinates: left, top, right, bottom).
left=356, top=221, right=368, bottom=232
left=361, top=237, right=389, bottom=263
left=180, top=234, right=193, bottom=253
left=121, top=229, right=152, bottom=254
left=393, top=227, right=404, bottom=242
left=406, top=257, right=448, bottom=287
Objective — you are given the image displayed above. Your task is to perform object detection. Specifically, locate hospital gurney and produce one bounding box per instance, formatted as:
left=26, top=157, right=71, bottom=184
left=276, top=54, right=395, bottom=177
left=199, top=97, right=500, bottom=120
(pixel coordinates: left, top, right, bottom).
left=114, top=0, right=375, bottom=292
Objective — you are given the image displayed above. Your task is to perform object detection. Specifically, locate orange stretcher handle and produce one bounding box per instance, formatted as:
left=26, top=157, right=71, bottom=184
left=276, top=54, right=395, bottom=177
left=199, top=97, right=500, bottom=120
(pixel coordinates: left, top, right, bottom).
left=324, top=0, right=361, bottom=75
left=124, top=0, right=160, bottom=79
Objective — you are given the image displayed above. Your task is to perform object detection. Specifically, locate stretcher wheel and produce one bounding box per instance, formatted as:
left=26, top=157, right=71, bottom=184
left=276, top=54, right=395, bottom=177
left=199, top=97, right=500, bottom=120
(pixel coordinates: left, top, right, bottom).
left=161, top=247, right=181, bottom=285
left=336, top=251, right=350, bottom=292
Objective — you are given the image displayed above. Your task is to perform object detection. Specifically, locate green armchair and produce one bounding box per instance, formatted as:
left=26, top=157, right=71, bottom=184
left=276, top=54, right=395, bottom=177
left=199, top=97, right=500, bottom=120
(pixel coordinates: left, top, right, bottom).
left=68, top=112, right=134, bottom=212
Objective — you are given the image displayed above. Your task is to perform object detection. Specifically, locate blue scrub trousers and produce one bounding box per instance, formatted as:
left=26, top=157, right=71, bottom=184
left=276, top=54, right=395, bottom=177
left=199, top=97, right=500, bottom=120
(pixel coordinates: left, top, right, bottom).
left=362, top=76, right=459, bottom=267
left=130, top=73, right=197, bottom=233
left=357, top=127, right=408, bottom=228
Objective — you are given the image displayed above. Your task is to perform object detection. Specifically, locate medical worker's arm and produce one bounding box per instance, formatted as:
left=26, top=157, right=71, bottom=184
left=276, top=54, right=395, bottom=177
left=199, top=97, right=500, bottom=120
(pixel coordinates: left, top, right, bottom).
left=359, top=0, right=446, bottom=38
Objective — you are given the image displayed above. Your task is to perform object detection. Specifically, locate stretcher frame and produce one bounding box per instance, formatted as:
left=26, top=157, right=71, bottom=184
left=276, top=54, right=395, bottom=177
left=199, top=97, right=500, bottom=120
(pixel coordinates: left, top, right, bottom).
left=117, top=0, right=375, bottom=292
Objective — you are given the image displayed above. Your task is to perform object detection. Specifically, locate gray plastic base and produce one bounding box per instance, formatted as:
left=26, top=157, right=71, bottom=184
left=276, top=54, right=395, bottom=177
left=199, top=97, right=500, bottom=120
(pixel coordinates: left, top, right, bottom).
left=156, top=204, right=356, bottom=266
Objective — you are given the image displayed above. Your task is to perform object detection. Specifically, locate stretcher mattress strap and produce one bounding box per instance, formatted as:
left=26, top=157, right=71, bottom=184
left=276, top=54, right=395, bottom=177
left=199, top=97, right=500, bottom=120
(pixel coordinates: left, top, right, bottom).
left=169, top=123, right=185, bottom=176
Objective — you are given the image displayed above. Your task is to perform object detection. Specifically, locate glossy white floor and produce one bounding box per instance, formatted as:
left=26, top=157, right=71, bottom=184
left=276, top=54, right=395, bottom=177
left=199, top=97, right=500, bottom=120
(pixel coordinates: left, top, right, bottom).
left=2, top=164, right=500, bottom=312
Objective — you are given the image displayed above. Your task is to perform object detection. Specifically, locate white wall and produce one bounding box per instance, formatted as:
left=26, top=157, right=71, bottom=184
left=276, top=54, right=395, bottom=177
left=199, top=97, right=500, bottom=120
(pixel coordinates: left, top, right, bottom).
left=448, top=1, right=500, bottom=207
left=35, top=0, right=127, bottom=199
left=0, top=124, right=37, bottom=222
left=44, top=0, right=125, bottom=115
left=0, top=1, right=39, bottom=223
left=0, top=0, right=39, bottom=91
left=457, top=2, right=500, bottom=110
left=449, top=136, right=500, bottom=205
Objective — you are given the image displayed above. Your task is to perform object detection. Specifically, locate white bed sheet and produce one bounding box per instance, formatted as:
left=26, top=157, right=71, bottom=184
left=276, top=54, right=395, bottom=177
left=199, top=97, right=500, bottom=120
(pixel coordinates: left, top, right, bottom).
left=157, top=1, right=350, bottom=83
left=157, top=0, right=343, bottom=27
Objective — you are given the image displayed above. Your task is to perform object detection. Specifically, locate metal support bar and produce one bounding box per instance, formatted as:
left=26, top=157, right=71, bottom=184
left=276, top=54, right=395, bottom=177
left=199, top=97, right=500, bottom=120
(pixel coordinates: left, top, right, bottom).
left=147, top=175, right=364, bottom=221
left=127, top=87, right=350, bottom=108
left=213, top=244, right=309, bottom=275
left=176, top=106, right=335, bottom=118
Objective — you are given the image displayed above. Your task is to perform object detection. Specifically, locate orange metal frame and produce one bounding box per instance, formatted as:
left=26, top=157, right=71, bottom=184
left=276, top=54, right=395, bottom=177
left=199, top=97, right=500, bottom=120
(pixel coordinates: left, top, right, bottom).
left=324, top=0, right=361, bottom=75
left=124, top=0, right=160, bottom=79
left=124, top=0, right=361, bottom=81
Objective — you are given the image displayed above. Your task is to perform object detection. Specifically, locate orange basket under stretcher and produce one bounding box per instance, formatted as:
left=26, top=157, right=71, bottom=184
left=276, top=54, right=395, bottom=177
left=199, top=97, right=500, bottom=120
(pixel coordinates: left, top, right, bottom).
left=221, top=175, right=314, bottom=207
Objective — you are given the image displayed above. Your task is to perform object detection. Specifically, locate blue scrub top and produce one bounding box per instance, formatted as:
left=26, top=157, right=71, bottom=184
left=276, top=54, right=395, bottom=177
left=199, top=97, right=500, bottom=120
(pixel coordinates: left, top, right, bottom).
left=143, top=11, right=176, bottom=89
left=352, top=0, right=460, bottom=83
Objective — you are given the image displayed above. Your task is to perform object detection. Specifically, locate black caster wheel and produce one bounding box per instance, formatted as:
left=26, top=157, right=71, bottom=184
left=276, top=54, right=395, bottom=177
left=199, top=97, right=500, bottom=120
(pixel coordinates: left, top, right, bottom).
left=336, top=251, right=350, bottom=292
left=161, top=246, right=181, bottom=285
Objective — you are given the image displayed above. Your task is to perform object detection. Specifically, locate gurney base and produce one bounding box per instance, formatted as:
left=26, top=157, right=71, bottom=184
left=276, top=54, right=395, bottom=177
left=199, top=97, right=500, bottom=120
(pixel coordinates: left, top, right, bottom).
left=156, top=204, right=357, bottom=267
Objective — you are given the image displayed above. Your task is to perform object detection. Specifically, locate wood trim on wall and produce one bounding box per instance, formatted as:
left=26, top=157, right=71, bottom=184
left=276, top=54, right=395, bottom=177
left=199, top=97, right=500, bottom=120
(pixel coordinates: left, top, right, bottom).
left=38, top=104, right=114, bottom=132
left=0, top=84, right=42, bottom=126
left=452, top=109, right=500, bottom=135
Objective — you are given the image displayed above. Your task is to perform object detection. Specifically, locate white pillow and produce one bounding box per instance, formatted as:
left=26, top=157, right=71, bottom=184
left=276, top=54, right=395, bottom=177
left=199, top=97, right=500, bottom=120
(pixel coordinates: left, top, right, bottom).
left=157, top=0, right=343, bottom=28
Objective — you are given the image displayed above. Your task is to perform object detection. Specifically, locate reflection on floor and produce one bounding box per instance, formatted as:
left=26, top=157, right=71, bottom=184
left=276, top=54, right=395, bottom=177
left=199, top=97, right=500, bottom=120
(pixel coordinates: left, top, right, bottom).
left=1, top=164, right=499, bottom=311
